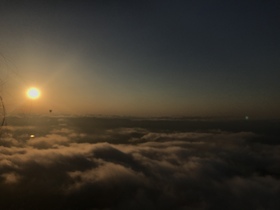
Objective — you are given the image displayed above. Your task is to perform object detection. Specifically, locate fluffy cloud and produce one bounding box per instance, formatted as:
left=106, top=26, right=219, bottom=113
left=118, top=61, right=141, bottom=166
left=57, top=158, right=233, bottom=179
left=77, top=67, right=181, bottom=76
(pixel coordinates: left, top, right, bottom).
left=0, top=117, right=280, bottom=209
left=27, top=134, right=70, bottom=149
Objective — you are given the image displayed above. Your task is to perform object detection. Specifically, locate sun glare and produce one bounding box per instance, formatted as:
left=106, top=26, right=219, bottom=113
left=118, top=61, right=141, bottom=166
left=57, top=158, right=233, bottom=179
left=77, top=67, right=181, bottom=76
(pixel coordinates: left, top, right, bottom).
left=27, top=87, right=41, bottom=100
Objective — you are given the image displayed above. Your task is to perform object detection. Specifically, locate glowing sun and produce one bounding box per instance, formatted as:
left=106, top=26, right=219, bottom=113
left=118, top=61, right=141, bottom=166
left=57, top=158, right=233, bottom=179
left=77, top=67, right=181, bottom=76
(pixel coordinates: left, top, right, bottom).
left=26, top=87, right=41, bottom=100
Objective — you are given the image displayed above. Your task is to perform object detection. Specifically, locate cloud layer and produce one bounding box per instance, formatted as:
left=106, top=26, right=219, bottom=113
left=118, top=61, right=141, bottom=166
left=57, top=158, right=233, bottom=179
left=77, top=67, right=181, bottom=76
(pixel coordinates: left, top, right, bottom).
left=0, top=117, right=280, bottom=209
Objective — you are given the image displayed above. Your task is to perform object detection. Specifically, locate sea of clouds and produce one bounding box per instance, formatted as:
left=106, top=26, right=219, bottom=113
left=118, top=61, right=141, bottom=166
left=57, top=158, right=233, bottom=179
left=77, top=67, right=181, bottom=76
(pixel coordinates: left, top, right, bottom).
left=0, top=116, right=280, bottom=209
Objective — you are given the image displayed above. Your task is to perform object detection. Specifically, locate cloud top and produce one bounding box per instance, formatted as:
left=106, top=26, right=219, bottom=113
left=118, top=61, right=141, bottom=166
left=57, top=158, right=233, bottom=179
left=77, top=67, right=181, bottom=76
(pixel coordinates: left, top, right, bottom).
left=0, top=117, right=280, bottom=209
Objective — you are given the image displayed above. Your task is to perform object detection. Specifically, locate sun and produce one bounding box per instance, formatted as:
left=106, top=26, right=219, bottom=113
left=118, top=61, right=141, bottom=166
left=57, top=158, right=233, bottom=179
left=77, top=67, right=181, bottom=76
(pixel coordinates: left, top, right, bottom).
left=26, top=87, right=41, bottom=100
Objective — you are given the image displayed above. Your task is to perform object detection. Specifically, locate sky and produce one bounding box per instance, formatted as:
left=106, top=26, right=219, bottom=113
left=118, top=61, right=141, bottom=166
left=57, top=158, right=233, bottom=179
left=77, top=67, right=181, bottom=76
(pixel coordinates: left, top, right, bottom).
left=1, top=2, right=280, bottom=208
left=0, top=0, right=280, bottom=118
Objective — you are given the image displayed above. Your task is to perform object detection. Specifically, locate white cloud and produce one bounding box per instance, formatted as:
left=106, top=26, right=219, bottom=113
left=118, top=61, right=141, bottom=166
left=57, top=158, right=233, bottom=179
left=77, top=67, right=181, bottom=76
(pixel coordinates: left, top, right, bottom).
left=1, top=119, right=279, bottom=209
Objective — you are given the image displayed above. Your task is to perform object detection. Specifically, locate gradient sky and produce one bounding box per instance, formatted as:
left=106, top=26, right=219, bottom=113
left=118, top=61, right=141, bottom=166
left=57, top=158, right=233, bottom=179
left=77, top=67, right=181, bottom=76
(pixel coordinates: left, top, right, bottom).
left=0, top=0, right=279, bottom=118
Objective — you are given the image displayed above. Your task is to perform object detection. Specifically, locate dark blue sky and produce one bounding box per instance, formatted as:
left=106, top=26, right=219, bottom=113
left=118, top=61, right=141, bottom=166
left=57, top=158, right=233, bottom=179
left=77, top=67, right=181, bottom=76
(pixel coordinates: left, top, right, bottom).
left=1, top=0, right=280, bottom=117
